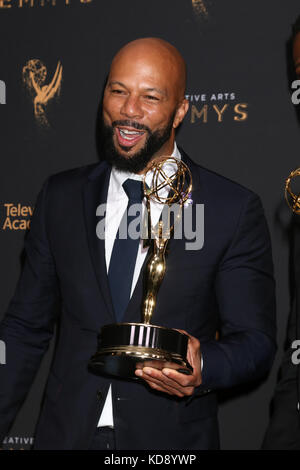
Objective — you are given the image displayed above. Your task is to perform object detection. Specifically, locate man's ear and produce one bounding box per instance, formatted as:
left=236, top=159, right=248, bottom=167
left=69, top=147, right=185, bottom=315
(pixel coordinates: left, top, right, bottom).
left=173, top=99, right=189, bottom=129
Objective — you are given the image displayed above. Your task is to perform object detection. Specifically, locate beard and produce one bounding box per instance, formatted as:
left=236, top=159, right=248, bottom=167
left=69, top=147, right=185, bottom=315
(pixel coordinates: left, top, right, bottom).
left=99, top=112, right=176, bottom=173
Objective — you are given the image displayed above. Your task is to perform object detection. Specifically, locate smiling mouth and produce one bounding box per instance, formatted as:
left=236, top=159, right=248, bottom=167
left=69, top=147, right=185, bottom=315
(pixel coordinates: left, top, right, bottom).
left=116, top=127, right=146, bottom=147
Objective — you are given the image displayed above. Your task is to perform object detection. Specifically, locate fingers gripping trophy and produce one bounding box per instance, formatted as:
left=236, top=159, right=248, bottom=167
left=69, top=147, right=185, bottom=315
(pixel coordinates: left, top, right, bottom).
left=89, top=157, right=193, bottom=379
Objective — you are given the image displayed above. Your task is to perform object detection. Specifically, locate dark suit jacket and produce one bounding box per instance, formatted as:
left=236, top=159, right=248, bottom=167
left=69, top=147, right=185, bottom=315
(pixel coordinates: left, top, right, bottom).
left=0, top=150, right=276, bottom=450
left=262, top=215, right=300, bottom=450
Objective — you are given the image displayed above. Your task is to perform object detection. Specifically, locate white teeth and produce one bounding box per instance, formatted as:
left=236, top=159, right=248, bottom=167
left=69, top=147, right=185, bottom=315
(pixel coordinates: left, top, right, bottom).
left=122, top=129, right=141, bottom=134
left=119, top=128, right=143, bottom=138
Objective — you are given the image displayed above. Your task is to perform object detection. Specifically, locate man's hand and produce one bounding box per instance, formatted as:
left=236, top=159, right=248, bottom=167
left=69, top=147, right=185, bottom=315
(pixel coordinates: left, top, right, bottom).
left=135, top=330, right=202, bottom=397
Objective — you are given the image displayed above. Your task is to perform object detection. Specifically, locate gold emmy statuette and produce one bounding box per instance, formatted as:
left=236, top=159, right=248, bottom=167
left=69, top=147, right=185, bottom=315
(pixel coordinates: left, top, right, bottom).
left=89, top=157, right=193, bottom=379
left=285, top=168, right=300, bottom=214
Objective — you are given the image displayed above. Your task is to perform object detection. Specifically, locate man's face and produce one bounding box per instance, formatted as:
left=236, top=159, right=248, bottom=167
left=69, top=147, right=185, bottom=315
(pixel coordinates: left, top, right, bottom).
left=101, top=46, right=188, bottom=173
left=293, top=32, right=300, bottom=77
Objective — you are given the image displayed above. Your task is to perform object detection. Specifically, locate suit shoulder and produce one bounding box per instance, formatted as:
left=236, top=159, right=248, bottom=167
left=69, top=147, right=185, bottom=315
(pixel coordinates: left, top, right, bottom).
left=181, top=149, right=257, bottom=201
left=47, top=162, right=100, bottom=187
left=181, top=151, right=264, bottom=221
left=39, top=162, right=106, bottom=205
left=192, top=160, right=260, bottom=204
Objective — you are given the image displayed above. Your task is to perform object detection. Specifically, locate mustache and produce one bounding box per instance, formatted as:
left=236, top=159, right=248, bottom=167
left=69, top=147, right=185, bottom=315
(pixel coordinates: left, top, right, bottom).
left=112, top=120, right=151, bottom=134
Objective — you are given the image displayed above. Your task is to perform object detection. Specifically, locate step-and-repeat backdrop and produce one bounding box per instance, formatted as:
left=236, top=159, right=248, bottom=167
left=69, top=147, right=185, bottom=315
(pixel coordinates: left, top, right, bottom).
left=1, top=0, right=300, bottom=450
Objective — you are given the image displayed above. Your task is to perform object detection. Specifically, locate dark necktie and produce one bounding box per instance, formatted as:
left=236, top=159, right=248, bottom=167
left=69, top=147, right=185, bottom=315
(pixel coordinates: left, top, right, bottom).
left=108, top=178, right=144, bottom=322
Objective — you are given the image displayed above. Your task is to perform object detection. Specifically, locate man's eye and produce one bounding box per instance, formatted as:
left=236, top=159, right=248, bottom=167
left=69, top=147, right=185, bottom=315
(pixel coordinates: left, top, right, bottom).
left=145, top=95, right=159, bottom=101
left=111, top=89, right=125, bottom=94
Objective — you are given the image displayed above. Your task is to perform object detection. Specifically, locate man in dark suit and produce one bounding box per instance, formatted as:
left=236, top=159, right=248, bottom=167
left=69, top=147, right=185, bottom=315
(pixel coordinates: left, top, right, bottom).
left=262, top=18, right=300, bottom=450
left=0, top=37, right=276, bottom=450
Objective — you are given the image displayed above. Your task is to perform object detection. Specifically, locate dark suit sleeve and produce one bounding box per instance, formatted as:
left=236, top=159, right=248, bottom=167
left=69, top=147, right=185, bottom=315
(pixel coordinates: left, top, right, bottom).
left=262, top=215, right=300, bottom=449
left=261, top=300, right=300, bottom=449
left=0, top=178, right=60, bottom=441
left=199, top=193, right=277, bottom=391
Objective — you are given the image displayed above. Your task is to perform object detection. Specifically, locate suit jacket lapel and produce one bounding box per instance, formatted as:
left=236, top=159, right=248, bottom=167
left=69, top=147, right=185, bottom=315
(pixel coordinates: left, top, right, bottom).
left=180, top=148, right=201, bottom=193
left=83, top=161, right=115, bottom=323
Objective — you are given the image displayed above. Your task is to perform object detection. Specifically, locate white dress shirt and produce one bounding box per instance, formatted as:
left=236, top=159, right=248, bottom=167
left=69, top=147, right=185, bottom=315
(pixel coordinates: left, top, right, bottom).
left=97, top=143, right=181, bottom=427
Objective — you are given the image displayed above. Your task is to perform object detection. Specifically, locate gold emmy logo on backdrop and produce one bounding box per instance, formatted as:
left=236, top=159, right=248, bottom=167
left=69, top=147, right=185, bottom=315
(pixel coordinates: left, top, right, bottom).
left=192, top=0, right=208, bottom=19
left=22, top=59, right=62, bottom=127
left=89, top=157, right=194, bottom=380
left=285, top=168, right=300, bottom=214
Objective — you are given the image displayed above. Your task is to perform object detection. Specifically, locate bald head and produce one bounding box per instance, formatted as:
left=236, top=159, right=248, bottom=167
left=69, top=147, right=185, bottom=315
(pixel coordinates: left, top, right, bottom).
left=102, top=37, right=189, bottom=173
left=110, top=38, right=187, bottom=100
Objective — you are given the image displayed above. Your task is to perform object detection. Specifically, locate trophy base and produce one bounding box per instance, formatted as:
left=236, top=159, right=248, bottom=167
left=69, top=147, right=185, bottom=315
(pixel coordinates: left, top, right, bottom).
left=89, top=323, right=193, bottom=379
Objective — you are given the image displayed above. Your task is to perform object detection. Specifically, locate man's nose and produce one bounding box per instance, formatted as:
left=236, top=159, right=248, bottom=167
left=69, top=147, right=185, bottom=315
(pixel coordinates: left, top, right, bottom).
left=120, top=95, right=143, bottom=119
